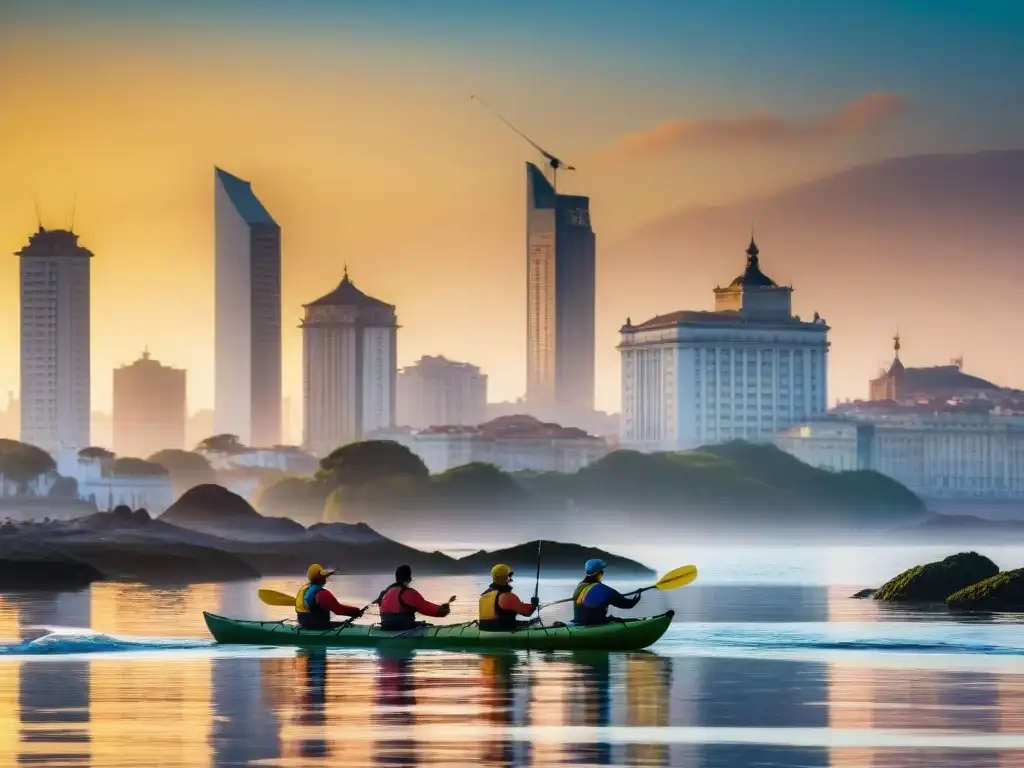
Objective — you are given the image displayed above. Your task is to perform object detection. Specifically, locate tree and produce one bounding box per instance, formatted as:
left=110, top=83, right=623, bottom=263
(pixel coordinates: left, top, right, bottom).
left=79, top=446, right=115, bottom=460
left=148, top=449, right=213, bottom=475
left=148, top=449, right=216, bottom=496
left=317, top=440, right=429, bottom=487
left=109, top=457, right=170, bottom=477
left=431, top=462, right=526, bottom=503
left=0, top=439, right=56, bottom=485
left=256, top=476, right=330, bottom=524
left=195, top=434, right=246, bottom=454
left=48, top=475, right=78, bottom=499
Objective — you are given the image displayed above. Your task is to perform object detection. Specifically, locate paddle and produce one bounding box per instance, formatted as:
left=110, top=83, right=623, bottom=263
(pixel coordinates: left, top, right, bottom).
left=257, top=569, right=340, bottom=607
left=258, top=589, right=297, bottom=607
left=533, top=540, right=543, bottom=605
left=539, top=564, right=699, bottom=610
left=386, top=596, right=458, bottom=637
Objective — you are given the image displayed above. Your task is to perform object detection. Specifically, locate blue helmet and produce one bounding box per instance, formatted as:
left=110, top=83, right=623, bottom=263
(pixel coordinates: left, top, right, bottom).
left=584, top=558, right=607, bottom=576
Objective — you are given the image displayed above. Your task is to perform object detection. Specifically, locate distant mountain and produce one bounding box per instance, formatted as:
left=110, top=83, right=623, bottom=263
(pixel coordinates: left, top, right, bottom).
left=605, top=150, right=1024, bottom=398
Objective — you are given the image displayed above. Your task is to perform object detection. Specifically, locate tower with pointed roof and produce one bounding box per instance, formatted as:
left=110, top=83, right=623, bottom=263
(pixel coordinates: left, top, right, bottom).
left=300, top=271, right=398, bottom=453
left=214, top=167, right=281, bottom=447
left=17, top=226, right=92, bottom=450
left=526, top=161, right=596, bottom=414
left=712, top=237, right=794, bottom=319
left=869, top=332, right=906, bottom=402
left=618, top=236, right=829, bottom=450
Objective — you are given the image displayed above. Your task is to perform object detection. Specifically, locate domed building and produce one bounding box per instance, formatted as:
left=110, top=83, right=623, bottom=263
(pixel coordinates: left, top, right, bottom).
left=869, top=333, right=1000, bottom=403
left=619, top=237, right=830, bottom=451
left=300, top=268, right=398, bottom=454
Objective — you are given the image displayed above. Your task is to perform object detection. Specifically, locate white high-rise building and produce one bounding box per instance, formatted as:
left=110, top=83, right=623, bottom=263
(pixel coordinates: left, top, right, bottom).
left=214, top=167, right=281, bottom=447
left=301, top=269, right=398, bottom=455
left=18, top=227, right=92, bottom=451
left=619, top=237, right=830, bottom=451
left=397, top=355, right=487, bottom=429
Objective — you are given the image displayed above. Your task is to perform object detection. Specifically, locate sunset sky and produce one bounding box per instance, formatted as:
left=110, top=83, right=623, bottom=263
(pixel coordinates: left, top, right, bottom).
left=1, top=0, right=1022, bottom=418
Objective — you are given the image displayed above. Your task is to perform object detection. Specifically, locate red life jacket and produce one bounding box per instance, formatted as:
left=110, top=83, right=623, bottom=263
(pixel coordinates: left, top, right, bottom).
left=377, top=584, right=416, bottom=631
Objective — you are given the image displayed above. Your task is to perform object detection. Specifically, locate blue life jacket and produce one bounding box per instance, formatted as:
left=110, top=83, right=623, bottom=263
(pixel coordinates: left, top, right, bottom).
left=297, top=583, right=331, bottom=629
left=572, top=579, right=611, bottom=626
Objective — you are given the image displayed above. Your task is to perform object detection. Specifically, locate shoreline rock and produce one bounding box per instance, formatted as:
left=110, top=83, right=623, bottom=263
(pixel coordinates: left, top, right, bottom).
left=873, top=552, right=999, bottom=603
left=457, top=540, right=655, bottom=579
left=947, top=569, right=1024, bottom=611
left=0, top=506, right=653, bottom=586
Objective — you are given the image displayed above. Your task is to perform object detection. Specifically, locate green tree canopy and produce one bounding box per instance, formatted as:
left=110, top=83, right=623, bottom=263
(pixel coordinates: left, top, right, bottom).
left=256, top=475, right=332, bottom=524
left=147, top=449, right=215, bottom=497
left=318, top=440, right=429, bottom=487
left=109, top=457, right=170, bottom=477
left=195, top=434, right=247, bottom=454
left=79, top=446, right=115, bottom=460
left=147, top=449, right=213, bottom=475
left=432, top=462, right=526, bottom=502
left=48, top=475, right=78, bottom=499
left=0, top=439, right=56, bottom=483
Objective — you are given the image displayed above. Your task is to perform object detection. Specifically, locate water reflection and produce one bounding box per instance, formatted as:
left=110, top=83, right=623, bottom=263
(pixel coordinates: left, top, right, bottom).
left=0, top=581, right=1018, bottom=766
left=375, top=650, right=417, bottom=766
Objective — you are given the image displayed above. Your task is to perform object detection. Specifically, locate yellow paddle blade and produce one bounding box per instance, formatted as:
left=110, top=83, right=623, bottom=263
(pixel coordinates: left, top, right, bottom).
left=654, top=564, right=698, bottom=591
left=258, top=589, right=297, bottom=607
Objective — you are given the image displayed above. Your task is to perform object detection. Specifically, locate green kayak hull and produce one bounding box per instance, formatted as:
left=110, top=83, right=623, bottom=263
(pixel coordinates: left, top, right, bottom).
left=202, top=610, right=674, bottom=652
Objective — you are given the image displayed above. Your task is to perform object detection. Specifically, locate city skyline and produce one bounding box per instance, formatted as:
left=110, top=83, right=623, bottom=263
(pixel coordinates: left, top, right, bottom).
left=1, top=2, right=1023, bottom=416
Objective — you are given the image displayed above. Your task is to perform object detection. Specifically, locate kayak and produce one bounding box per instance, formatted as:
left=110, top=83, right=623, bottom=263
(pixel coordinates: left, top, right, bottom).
left=202, top=610, right=674, bottom=652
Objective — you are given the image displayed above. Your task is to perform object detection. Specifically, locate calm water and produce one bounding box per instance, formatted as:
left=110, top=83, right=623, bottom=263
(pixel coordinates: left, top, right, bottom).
left=2, top=545, right=1024, bottom=767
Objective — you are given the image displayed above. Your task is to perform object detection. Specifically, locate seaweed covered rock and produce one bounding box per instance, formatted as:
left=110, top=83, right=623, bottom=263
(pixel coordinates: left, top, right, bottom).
left=947, top=569, right=1024, bottom=611
left=873, top=551, right=998, bottom=602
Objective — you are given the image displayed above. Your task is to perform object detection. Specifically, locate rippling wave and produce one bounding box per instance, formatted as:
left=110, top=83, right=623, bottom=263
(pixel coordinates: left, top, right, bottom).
left=3, top=620, right=1024, bottom=660
left=0, top=626, right=216, bottom=656
left=660, top=622, right=1024, bottom=656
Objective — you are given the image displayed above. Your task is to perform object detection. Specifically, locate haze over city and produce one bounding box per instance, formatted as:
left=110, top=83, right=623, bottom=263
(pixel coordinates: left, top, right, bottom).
left=2, top=0, right=1023, bottom=418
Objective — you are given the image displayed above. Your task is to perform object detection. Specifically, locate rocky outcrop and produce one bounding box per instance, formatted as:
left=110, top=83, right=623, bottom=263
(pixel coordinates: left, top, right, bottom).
left=160, top=484, right=306, bottom=540
left=851, top=588, right=876, bottom=599
left=307, top=521, right=389, bottom=544
left=0, top=538, right=104, bottom=589
left=947, top=569, right=1024, bottom=611
left=873, top=552, right=999, bottom=602
left=458, top=539, right=655, bottom=578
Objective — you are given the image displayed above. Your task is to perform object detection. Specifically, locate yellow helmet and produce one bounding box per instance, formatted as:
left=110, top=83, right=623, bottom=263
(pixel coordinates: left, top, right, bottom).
left=307, top=563, right=330, bottom=581
left=491, top=564, right=512, bottom=583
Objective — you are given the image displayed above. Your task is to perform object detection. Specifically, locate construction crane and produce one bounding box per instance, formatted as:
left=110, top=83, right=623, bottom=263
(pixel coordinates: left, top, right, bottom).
left=471, top=94, right=575, bottom=191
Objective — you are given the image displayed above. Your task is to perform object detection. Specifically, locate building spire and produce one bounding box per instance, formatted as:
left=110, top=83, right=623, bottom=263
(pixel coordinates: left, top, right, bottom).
left=746, top=235, right=760, bottom=267
left=893, top=329, right=901, bottom=359
left=343, top=262, right=349, bottom=282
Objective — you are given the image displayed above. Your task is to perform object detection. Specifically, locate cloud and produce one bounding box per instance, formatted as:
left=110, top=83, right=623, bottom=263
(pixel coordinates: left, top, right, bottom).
left=606, top=91, right=907, bottom=161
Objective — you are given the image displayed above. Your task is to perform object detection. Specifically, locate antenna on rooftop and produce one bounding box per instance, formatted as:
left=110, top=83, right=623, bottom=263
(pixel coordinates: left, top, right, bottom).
left=471, top=94, right=576, bottom=191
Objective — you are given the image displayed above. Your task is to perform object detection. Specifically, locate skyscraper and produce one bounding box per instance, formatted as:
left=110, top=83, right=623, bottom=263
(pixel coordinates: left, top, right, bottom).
left=112, top=349, right=187, bottom=458
left=397, top=355, right=488, bottom=429
left=17, top=227, right=91, bottom=451
left=214, top=167, right=282, bottom=447
left=525, top=162, right=596, bottom=411
left=301, top=269, right=398, bottom=455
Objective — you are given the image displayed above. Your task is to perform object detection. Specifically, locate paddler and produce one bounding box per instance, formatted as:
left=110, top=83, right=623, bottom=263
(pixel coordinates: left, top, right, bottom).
left=571, top=558, right=641, bottom=626
left=373, top=564, right=452, bottom=631
left=478, top=564, right=539, bottom=631
left=295, top=564, right=365, bottom=629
